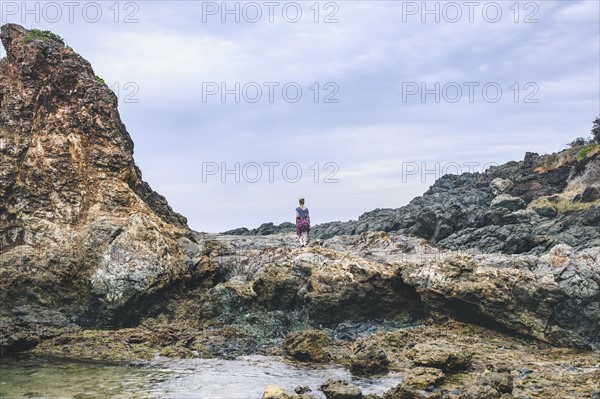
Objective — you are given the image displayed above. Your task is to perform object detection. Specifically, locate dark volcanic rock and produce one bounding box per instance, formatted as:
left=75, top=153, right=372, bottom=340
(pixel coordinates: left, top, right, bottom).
left=0, top=305, right=79, bottom=354
left=223, top=222, right=295, bottom=236
left=577, top=186, right=600, bottom=203
left=229, top=151, right=600, bottom=255
left=535, top=206, right=557, bottom=218
left=490, top=194, right=526, bottom=211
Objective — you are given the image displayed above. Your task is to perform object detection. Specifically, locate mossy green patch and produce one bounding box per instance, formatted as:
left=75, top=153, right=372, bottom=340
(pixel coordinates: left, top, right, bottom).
left=576, top=143, right=599, bottom=160
left=23, top=29, right=65, bottom=46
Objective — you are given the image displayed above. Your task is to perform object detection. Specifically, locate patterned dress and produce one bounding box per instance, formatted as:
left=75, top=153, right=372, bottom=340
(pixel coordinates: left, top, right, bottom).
left=295, top=207, right=310, bottom=236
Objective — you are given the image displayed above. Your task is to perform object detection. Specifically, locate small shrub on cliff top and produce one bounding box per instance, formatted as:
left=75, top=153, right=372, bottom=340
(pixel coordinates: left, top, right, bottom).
left=592, top=116, right=600, bottom=143
left=23, top=29, right=65, bottom=46
left=567, top=137, right=587, bottom=148
left=95, top=75, right=106, bottom=85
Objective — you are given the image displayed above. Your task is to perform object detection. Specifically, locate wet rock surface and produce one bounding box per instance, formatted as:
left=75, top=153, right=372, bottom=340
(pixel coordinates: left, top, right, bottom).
left=0, top=23, right=599, bottom=399
left=320, top=379, right=363, bottom=399
left=28, top=316, right=600, bottom=398
left=263, top=385, right=316, bottom=399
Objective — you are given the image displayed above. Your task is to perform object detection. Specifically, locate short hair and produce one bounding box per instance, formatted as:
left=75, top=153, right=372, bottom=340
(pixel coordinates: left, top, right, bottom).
left=299, top=197, right=305, bottom=203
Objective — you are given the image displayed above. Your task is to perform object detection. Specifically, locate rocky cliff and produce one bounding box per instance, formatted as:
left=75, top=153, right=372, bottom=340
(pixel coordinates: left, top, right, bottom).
left=1, top=24, right=598, bottom=362
left=0, top=24, right=202, bottom=351
left=159, top=232, right=599, bottom=350
left=227, top=150, right=600, bottom=255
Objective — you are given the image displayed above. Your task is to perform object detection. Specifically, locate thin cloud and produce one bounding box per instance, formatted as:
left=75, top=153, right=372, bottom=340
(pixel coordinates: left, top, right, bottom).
left=1, top=0, right=598, bottom=232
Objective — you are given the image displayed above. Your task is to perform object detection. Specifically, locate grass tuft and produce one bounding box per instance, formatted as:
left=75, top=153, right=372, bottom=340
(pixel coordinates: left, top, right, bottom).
left=23, top=29, right=65, bottom=46
left=528, top=195, right=597, bottom=214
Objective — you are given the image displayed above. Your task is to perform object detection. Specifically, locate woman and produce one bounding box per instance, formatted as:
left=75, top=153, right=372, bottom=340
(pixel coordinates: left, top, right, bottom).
left=295, top=197, right=310, bottom=247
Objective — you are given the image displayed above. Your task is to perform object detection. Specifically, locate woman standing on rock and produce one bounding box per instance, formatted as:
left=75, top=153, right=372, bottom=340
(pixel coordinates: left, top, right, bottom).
left=296, top=198, right=310, bottom=247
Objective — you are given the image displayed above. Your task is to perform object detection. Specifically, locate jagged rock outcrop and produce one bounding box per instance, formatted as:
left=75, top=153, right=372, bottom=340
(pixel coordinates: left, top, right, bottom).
left=0, top=24, right=201, bottom=353
left=314, top=150, right=600, bottom=254
left=283, top=330, right=331, bottom=362
left=408, top=343, right=472, bottom=372
left=350, top=340, right=390, bottom=376
left=229, top=150, right=600, bottom=255
left=320, top=379, right=363, bottom=399
left=189, top=234, right=427, bottom=337
left=224, top=222, right=295, bottom=236
left=162, top=232, right=599, bottom=349
left=1, top=24, right=598, bottom=360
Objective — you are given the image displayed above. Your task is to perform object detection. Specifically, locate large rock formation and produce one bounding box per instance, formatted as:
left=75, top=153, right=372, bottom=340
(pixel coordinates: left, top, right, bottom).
left=317, top=149, right=600, bottom=254
left=1, top=24, right=598, bottom=359
left=0, top=24, right=201, bottom=352
left=227, top=151, right=600, bottom=255
left=161, top=232, right=599, bottom=349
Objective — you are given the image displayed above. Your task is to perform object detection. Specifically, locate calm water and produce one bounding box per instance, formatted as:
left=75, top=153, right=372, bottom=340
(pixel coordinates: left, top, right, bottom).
left=0, top=355, right=403, bottom=398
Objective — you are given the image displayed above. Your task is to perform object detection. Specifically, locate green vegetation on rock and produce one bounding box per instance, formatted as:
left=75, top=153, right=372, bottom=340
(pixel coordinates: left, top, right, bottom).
left=23, top=29, right=65, bottom=45
left=576, top=143, right=598, bottom=160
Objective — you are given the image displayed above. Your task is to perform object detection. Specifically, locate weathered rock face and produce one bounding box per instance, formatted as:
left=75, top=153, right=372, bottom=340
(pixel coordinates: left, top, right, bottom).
left=230, top=150, right=600, bottom=255
left=316, top=150, right=600, bottom=254
left=398, top=245, right=599, bottom=349
left=334, top=233, right=599, bottom=349
left=0, top=24, right=198, bottom=351
left=164, top=232, right=599, bottom=349
left=408, top=343, right=472, bottom=372
left=283, top=330, right=331, bottom=362
left=224, top=222, right=295, bottom=236
left=403, top=367, right=445, bottom=389
left=320, top=379, right=363, bottom=399
left=1, top=23, right=599, bottom=361
left=182, top=234, right=427, bottom=341
left=350, top=340, right=390, bottom=376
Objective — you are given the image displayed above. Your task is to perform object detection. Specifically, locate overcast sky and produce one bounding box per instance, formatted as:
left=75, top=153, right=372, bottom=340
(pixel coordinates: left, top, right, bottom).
left=1, top=1, right=599, bottom=232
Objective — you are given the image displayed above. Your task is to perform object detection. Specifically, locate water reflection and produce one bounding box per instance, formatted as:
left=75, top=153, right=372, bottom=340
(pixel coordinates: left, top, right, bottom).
left=0, top=355, right=402, bottom=399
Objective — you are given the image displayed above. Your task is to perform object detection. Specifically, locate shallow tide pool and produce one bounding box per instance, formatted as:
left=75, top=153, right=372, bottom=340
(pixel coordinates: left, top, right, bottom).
left=0, top=355, right=403, bottom=398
